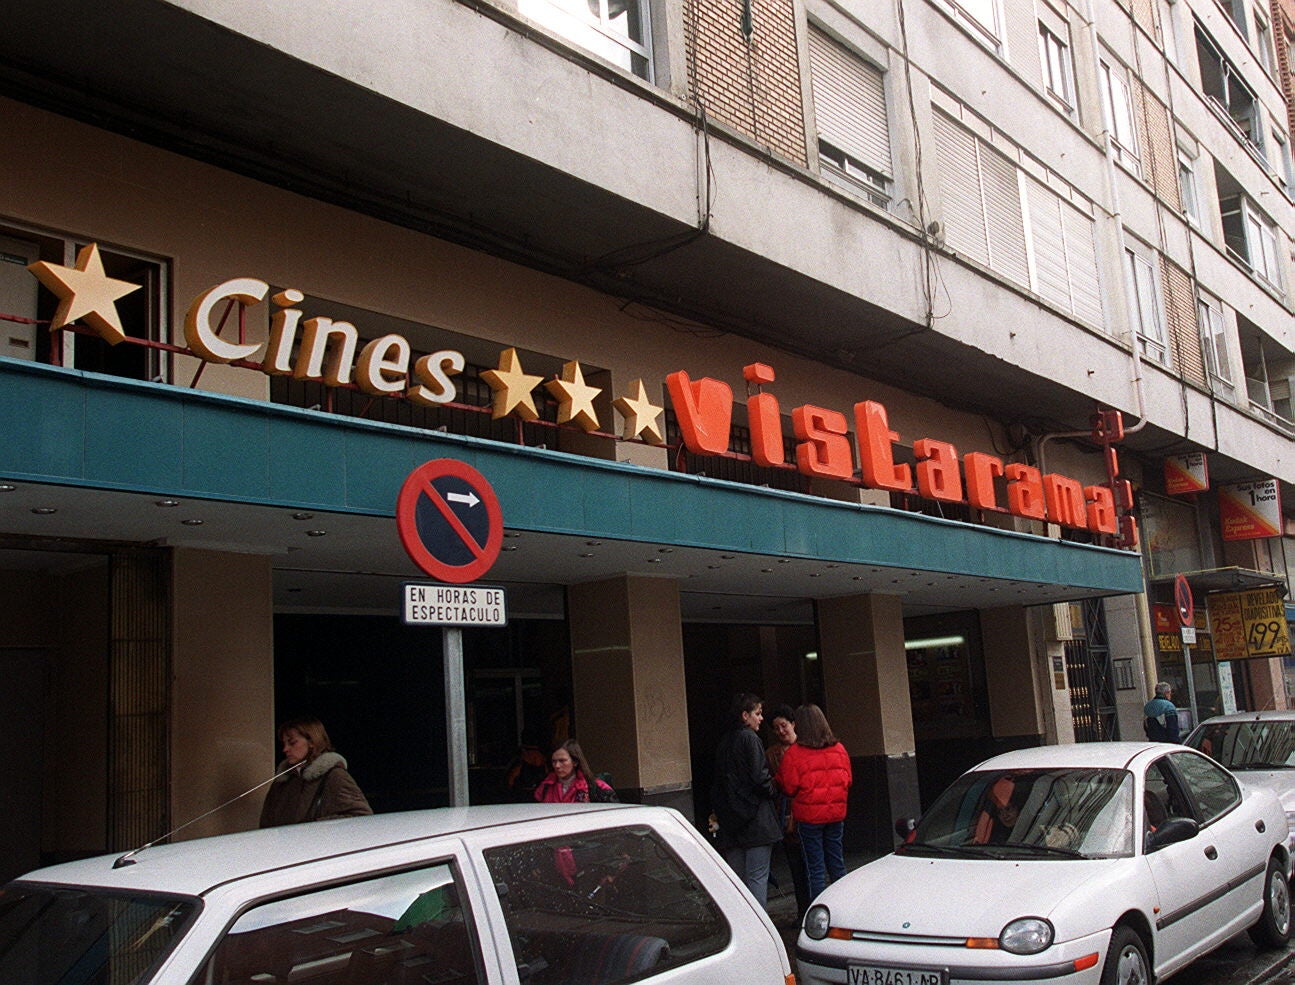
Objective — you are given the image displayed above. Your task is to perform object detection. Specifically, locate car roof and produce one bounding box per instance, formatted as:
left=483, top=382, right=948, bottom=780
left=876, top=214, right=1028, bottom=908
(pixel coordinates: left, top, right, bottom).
left=12, top=803, right=643, bottom=897
left=971, top=741, right=1176, bottom=773
left=1193, top=710, right=1295, bottom=726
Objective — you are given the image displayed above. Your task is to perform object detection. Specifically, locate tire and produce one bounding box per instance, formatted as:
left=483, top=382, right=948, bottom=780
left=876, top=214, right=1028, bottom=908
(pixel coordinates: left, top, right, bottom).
left=1248, top=855, right=1292, bottom=948
left=1100, top=925, right=1149, bottom=985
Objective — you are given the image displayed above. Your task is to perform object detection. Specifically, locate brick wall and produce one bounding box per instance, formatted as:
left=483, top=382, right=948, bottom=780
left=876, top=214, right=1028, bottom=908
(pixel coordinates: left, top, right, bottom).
left=1272, top=0, right=1295, bottom=139
left=684, top=0, right=809, bottom=167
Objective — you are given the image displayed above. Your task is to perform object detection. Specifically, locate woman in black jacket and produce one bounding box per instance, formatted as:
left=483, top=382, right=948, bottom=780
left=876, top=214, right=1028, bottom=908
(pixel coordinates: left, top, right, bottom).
left=711, top=692, right=782, bottom=907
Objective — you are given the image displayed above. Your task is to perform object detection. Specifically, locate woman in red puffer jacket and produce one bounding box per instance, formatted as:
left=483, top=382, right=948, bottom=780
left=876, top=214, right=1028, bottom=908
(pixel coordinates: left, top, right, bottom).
left=774, top=704, right=852, bottom=900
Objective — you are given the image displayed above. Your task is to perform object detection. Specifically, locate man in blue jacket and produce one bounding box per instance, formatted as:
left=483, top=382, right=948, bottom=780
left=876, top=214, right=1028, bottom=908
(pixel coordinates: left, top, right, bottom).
left=1143, top=682, right=1180, bottom=742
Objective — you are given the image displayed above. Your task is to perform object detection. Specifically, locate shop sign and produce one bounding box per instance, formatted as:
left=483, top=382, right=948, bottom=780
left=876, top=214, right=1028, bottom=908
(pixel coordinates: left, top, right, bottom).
left=27, top=253, right=1138, bottom=544
left=403, top=583, right=507, bottom=626
left=1164, top=453, right=1208, bottom=496
left=1207, top=589, right=1292, bottom=660
left=1153, top=604, right=1212, bottom=658
left=1219, top=480, right=1282, bottom=541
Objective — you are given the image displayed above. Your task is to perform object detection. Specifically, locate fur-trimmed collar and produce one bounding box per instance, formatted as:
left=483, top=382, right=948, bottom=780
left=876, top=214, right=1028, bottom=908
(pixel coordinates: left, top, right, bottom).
left=274, top=750, right=348, bottom=783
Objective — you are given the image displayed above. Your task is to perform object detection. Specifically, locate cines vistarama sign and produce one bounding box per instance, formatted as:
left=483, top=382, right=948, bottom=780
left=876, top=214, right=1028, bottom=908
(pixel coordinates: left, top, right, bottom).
left=28, top=245, right=1138, bottom=546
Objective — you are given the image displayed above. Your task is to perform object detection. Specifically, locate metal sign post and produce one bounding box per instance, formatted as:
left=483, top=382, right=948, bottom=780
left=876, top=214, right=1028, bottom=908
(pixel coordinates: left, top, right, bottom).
left=444, top=627, right=468, bottom=807
left=1174, top=575, right=1198, bottom=730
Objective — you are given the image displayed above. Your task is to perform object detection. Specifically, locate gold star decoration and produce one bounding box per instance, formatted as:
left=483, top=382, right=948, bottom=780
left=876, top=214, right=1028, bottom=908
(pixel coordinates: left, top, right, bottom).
left=544, top=360, right=602, bottom=432
left=27, top=243, right=141, bottom=345
left=613, top=378, right=666, bottom=445
left=480, top=347, right=545, bottom=421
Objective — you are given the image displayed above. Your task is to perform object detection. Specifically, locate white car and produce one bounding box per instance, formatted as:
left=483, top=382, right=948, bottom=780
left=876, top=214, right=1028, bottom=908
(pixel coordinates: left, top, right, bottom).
left=0, top=803, right=795, bottom=985
left=796, top=742, right=1290, bottom=985
left=1185, top=710, right=1295, bottom=853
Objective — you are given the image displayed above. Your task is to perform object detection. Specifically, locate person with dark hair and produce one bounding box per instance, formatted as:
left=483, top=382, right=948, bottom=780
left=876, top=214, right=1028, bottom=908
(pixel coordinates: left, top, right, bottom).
left=259, top=716, right=372, bottom=827
left=534, top=739, right=616, bottom=803
left=765, top=704, right=811, bottom=920
left=774, top=703, right=852, bottom=900
left=711, top=692, right=782, bottom=907
left=505, top=728, right=548, bottom=803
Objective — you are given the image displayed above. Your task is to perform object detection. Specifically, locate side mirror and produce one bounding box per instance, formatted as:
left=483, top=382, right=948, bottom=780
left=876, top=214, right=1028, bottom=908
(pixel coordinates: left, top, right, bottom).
left=1147, top=816, right=1199, bottom=851
left=894, top=817, right=918, bottom=842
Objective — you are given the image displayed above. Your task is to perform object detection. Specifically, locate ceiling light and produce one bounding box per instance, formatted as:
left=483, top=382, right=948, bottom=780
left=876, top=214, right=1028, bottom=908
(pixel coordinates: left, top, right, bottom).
left=502, top=545, right=518, bottom=552
left=579, top=552, right=594, bottom=558
left=658, top=547, right=674, bottom=554
left=155, top=499, right=179, bottom=508
left=182, top=518, right=204, bottom=526
left=504, top=531, right=521, bottom=539
left=778, top=558, right=791, bottom=564
left=31, top=507, right=56, bottom=515
left=905, top=635, right=967, bottom=650
left=708, top=564, right=721, bottom=569
left=809, top=573, right=821, bottom=577
left=585, top=540, right=602, bottom=546
left=648, top=558, right=661, bottom=563
left=720, top=554, right=735, bottom=560
left=0, top=483, right=17, bottom=492
left=761, top=568, right=773, bottom=573
left=292, top=512, right=314, bottom=520
left=305, top=529, right=327, bottom=537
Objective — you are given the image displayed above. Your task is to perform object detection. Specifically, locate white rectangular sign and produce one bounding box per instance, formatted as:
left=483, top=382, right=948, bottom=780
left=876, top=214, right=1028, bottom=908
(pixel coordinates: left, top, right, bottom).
left=403, top=583, right=507, bottom=626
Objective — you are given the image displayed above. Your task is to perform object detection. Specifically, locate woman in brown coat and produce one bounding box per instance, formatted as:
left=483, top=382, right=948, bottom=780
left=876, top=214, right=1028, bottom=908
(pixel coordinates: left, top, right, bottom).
left=259, top=716, right=372, bottom=827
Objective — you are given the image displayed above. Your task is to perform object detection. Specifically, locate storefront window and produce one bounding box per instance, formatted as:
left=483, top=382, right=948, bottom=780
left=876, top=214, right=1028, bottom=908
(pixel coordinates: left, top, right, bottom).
left=1140, top=493, right=1203, bottom=579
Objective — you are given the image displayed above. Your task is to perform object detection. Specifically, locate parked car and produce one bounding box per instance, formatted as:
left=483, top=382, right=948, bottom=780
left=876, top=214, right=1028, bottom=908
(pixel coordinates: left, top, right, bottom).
left=796, top=742, right=1290, bottom=985
left=1185, top=710, right=1295, bottom=852
left=0, top=803, right=795, bottom=985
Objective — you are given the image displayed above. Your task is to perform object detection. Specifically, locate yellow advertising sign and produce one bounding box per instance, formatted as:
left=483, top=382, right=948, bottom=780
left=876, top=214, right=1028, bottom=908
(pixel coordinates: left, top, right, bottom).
left=1208, top=589, right=1292, bottom=660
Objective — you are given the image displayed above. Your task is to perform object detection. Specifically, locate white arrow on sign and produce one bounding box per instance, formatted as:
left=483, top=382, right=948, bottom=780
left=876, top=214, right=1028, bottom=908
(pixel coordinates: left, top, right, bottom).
left=447, top=491, right=480, bottom=508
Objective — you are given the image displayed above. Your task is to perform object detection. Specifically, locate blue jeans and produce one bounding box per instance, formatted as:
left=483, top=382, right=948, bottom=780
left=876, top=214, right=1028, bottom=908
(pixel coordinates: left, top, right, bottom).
left=722, top=843, right=774, bottom=907
left=799, top=820, right=845, bottom=900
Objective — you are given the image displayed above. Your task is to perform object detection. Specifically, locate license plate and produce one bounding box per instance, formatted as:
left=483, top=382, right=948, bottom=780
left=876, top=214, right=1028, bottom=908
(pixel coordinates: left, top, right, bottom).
left=848, top=964, right=947, bottom=985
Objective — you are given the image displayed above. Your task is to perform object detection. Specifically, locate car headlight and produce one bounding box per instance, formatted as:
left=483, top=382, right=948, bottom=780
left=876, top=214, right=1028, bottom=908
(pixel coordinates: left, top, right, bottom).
left=805, top=904, right=831, bottom=940
left=999, top=917, right=1053, bottom=955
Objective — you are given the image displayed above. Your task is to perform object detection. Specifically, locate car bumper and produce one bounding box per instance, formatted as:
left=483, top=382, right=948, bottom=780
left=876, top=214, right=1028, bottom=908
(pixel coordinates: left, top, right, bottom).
left=795, top=928, right=1112, bottom=985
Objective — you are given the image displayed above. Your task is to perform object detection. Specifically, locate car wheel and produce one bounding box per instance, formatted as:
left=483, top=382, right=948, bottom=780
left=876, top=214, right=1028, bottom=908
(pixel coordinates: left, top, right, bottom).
left=1100, top=926, right=1149, bottom=985
left=1247, top=856, right=1292, bottom=948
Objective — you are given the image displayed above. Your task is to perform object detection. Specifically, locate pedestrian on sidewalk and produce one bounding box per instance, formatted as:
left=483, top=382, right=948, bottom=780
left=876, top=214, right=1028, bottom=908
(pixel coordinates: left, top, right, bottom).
left=775, top=703, right=852, bottom=900
left=711, top=692, right=782, bottom=907
left=766, top=704, right=811, bottom=920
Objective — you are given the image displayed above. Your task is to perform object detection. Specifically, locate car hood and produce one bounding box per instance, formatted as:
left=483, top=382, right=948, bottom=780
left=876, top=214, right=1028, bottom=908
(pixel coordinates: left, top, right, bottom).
left=813, top=853, right=1124, bottom=939
left=1234, top=772, right=1295, bottom=812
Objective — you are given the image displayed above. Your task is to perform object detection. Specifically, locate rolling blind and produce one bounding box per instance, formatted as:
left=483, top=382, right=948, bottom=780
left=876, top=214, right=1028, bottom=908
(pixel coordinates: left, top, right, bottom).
left=809, top=28, right=892, bottom=178
left=934, top=110, right=990, bottom=265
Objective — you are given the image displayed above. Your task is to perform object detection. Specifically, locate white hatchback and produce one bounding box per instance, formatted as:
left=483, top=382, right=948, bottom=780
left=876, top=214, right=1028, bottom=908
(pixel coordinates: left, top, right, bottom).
left=796, top=742, right=1290, bottom=985
left=0, top=803, right=795, bottom=985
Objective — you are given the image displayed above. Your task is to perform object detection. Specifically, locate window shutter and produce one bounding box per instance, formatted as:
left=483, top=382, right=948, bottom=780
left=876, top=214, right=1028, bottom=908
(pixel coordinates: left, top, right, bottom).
left=1026, top=179, right=1072, bottom=309
left=1061, top=205, right=1103, bottom=328
left=934, top=110, right=990, bottom=265
left=980, top=144, right=1030, bottom=287
left=808, top=29, right=892, bottom=178
left=1003, top=0, right=1043, bottom=88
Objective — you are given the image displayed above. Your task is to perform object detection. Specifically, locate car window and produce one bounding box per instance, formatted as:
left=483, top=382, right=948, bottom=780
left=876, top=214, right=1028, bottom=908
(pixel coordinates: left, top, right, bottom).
left=1170, top=750, right=1241, bottom=823
left=1145, top=757, right=1195, bottom=829
left=190, top=862, right=484, bottom=985
left=483, top=823, right=730, bottom=985
left=1188, top=720, right=1295, bottom=769
left=0, top=883, right=197, bottom=985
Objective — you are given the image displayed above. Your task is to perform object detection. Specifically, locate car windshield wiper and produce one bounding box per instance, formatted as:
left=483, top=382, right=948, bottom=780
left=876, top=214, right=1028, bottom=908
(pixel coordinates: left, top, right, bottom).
left=993, top=843, right=1086, bottom=859
left=899, top=841, right=1000, bottom=858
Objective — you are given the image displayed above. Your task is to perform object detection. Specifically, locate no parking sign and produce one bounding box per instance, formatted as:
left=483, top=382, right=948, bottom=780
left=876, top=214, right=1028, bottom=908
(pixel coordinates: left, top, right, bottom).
left=396, top=459, right=503, bottom=584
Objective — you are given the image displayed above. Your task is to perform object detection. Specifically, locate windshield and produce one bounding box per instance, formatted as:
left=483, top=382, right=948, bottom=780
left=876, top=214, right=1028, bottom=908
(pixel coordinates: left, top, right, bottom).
left=1187, top=720, right=1295, bottom=770
left=901, top=767, right=1134, bottom=859
left=0, top=882, right=197, bottom=985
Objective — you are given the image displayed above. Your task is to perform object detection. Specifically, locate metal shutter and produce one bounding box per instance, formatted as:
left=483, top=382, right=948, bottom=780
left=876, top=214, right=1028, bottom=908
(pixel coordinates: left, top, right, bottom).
left=1061, top=204, right=1104, bottom=327
left=934, top=110, right=990, bottom=265
left=1026, top=179, right=1073, bottom=310
left=809, top=28, right=892, bottom=178
left=980, top=143, right=1030, bottom=287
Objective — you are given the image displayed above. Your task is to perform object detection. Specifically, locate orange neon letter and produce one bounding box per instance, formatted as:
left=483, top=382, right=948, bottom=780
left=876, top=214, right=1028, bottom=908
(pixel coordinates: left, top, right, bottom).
left=743, top=364, right=784, bottom=468
left=666, top=371, right=733, bottom=455
left=1005, top=463, right=1046, bottom=520
left=1044, top=474, right=1087, bottom=528
left=854, top=401, right=912, bottom=492
left=914, top=438, right=964, bottom=502
left=963, top=452, right=1004, bottom=510
left=792, top=405, right=854, bottom=479
left=1085, top=485, right=1118, bottom=534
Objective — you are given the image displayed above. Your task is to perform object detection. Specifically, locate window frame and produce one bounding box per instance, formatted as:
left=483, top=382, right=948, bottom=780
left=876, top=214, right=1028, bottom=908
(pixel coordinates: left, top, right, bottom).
left=1177, top=145, right=1202, bottom=224
left=1099, top=58, right=1141, bottom=173
left=1124, top=244, right=1167, bottom=362
left=516, top=0, right=653, bottom=81
left=1039, top=21, right=1077, bottom=110
left=1196, top=292, right=1235, bottom=396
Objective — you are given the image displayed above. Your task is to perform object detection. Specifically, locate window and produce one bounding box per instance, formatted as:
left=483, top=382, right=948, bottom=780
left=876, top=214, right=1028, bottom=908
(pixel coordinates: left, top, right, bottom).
left=808, top=29, right=893, bottom=207
left=1197, top=294, right=1235, bottom=396
left=1125, top=245, right=1167, bottom=362
left=1272, top=128, right=1295, bottom=196
left=1024, top=178, right=1104, bottom=326
left=1221, top=194, right=1284, bottom=288
left=484, top=825, right=730, bottom=985
left=1039, top=22, right=1076, bottom=109
left=938, top=0, right=1000, bottom=46
left=1255, top=11, right=1276, bottom=74
left=1099, top=59, right=1140, bottom=171
left=1238, top=315, right=1295, bottom=425
left=1195, top=22, right=1263, bottom=155
left=3, top=225, right=168, bottom=382
left=1220, top=0, right=1250, bottom=40
left=1177, top=146, right=1201, bottom=223
left=518, top=0, right=651, bottom=79
left=194, top=864, right=485, bottom=985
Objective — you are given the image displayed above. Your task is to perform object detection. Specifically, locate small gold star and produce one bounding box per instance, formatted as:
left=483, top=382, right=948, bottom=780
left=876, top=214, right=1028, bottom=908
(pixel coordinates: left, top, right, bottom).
left=613, top=378, right=666, bottom=445
left=480, top=347, right=544, bottom=421
left=545, top=360, right=602, bottom=432
left=28, top=243, right=141, bottom=345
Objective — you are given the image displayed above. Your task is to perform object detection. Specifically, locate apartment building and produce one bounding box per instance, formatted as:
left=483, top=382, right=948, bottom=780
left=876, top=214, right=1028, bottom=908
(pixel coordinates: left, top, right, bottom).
left=0, top=0, right=1290, bottom=874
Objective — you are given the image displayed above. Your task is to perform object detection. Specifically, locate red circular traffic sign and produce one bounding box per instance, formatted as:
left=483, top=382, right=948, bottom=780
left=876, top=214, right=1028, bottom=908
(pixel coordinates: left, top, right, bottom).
left=396, top=460, right=503, bottom=584
left=1173, top=574, right=1194, bottom=627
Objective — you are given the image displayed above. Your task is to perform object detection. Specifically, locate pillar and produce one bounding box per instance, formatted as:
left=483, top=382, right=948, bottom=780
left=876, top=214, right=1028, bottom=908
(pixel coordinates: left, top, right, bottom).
left=816, top=593, right=918, bottom=854
left=567, top=575, right=692, bottom=816
left=981, top=606, right=1049, bottom=748
left=171, top=548, right=275, bottom=838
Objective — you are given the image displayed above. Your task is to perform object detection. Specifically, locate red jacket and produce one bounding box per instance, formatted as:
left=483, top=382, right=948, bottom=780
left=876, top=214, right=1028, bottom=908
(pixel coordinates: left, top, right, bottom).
left=775, top=742, right=852, bottom=824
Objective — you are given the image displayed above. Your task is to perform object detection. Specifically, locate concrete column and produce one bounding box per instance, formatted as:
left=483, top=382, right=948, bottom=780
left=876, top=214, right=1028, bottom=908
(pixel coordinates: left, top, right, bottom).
left=171, top=549, right=275, bottom=838
left=567, top=575, right=692, bottom=816
left=816, top=593, right=918, bottom=854
left=981, top=606, right=1048, bottom=743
